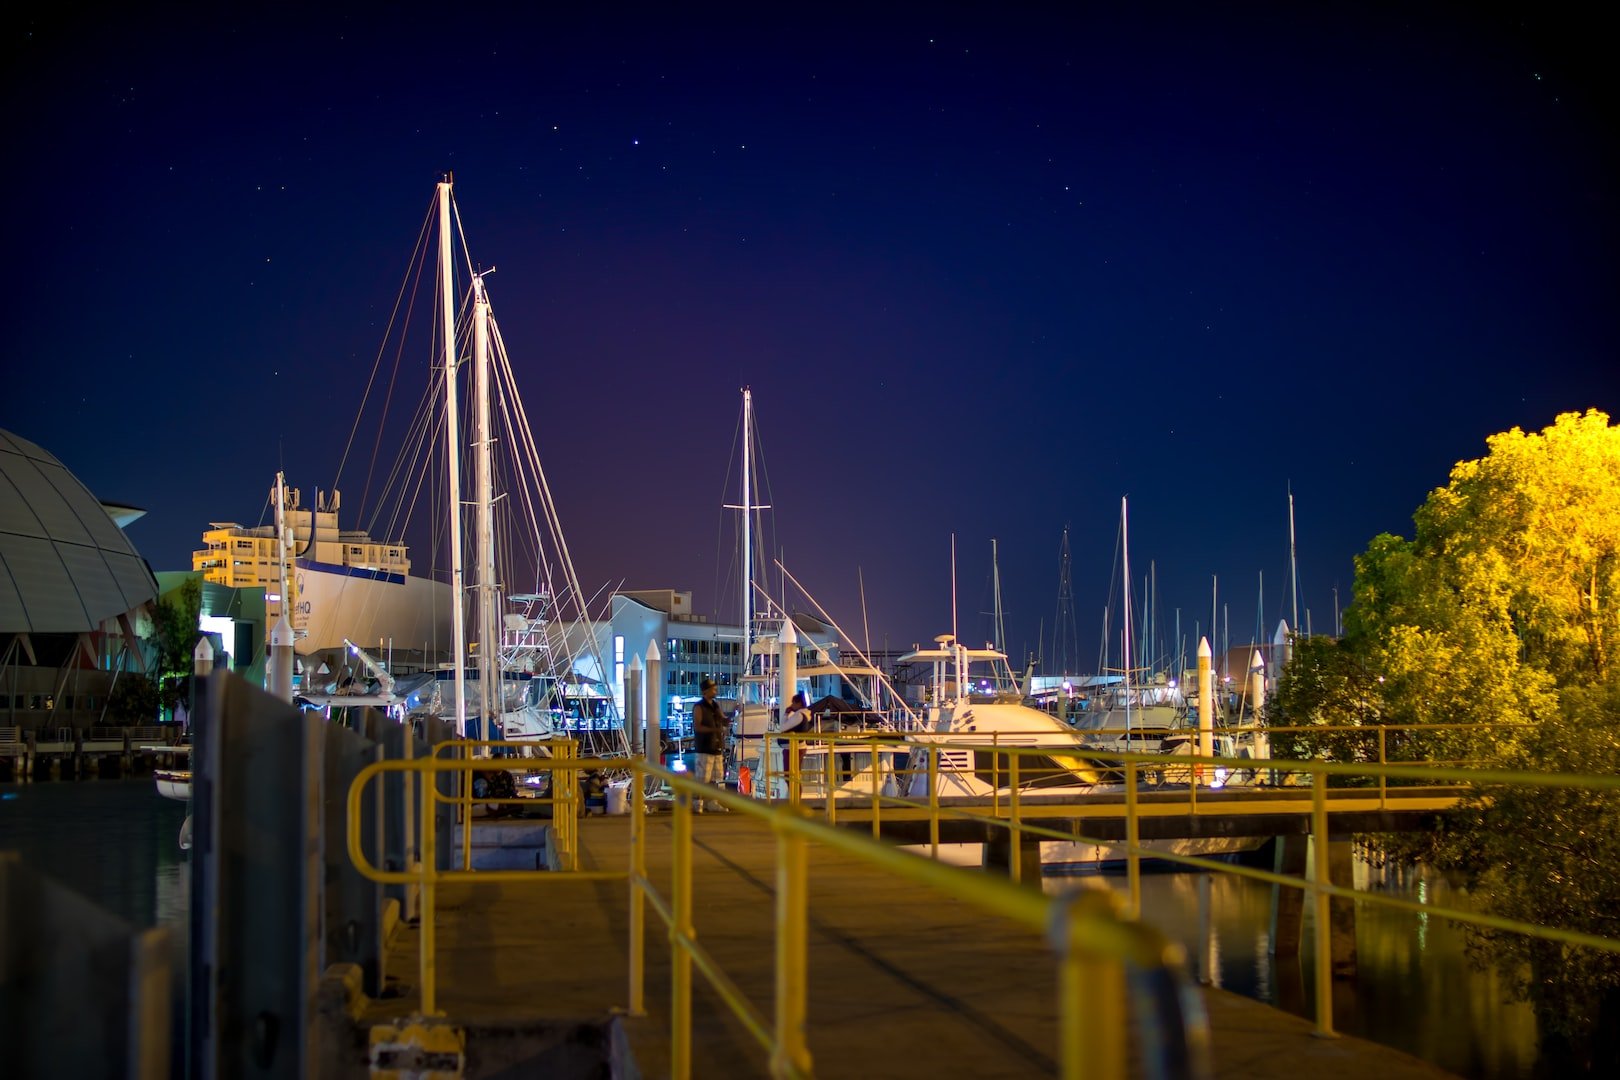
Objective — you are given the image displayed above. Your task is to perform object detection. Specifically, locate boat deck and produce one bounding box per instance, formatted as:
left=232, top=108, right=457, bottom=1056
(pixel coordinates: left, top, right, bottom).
left=364, top=813, right=1455, bottom=1078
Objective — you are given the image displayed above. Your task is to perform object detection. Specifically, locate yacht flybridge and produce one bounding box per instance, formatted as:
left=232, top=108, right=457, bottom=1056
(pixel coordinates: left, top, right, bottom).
left=900, top=634, right=1113, bottom=798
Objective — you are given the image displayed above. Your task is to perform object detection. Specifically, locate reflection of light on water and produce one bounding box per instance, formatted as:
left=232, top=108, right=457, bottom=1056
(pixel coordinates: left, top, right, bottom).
left=1253, top=929, right=1271, bottom=1001
left=864, top=836, right=1538, bottom=1076
left=155, top=858, right=190, bottom=930
left=1417, top=877, right=1428, bottom=951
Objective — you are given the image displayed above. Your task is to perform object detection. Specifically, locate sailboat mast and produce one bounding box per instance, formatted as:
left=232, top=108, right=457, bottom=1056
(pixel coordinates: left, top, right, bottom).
left=273, top=470, right=290, bottom=631
left=1121, top=497, right=1133, bottom=736
left=740, top=387, right=753, bottom=696
left=438, top=179, right=468, bottom=735
left=270, top=471, right=292, bottom=695
left=472, top=273, right=497, bottom=731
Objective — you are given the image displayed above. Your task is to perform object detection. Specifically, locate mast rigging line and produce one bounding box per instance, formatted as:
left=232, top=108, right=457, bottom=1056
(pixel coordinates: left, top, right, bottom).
left=771, top=560, right=921, bottom=728
left=487, top=313, right=623, bottom=733
left=332, top=196, right=438, bottom=517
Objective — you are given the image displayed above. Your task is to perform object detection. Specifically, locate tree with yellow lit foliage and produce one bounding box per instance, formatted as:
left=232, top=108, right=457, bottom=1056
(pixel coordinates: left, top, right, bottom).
left=1330, top=410, right=1620, bottom=1070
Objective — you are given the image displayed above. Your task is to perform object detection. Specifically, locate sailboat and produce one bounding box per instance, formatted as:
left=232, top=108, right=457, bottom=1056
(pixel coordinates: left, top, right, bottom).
left=420, top=179, right=625, bottom=758
left=1071, top=498, right=1188, bottom=747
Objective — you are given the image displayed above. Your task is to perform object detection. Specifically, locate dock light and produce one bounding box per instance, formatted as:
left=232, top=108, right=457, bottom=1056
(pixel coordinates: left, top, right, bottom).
left=671, top=759, right=688, bottom=772
left=1212, top=767, right=1229, bottom=789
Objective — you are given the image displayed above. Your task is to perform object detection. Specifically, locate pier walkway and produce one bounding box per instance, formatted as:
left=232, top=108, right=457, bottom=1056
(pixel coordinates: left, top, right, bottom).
left=360, top=813, right=1453, bottom=1079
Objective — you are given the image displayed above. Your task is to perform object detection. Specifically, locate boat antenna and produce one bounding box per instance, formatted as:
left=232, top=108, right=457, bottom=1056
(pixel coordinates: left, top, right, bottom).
left=991, top=538, right=1007, bottom=656
left=1289, top=484, right=1301, bottom=640
left=950, top=533, right=958, bottom=647
left=859, top=565, right=872, bottom=658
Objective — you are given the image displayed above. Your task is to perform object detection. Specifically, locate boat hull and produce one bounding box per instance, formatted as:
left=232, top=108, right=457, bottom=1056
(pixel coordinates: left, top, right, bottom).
left=293, top=564, right=455, bottom=655
left=154, top=769, right=191, bottom=802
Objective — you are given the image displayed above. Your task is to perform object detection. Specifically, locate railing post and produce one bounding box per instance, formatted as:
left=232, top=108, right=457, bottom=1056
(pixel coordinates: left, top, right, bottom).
left=772, top=822, right=812, bottom=1077
left=825, top=741, right=837, bottom=826
left=1009, top=753, right=1022, bottom=886
left=461, top=742, right=473, bottom=871
left=1057, top=896, right=1127, bottom=1079
left=1378, top=727, right=1387, bottom=810
left=558, top=743, right=578, bottom=871
left=1125, top=761, right=1141, bottom=918
left=788, top=735, right=800, bottom=807
left=420, top=757, right=438, bottom=1015
left=928, top=749, right=940, bottom=860
left=629, top=761, right=646, bottom=1016
left=992, top=732, right=1001, bottom=817
left=672, top=789, right=694, bottom=1078
left=870, top=737, right=881, bottom=840
left=1310, top=770, right=1336, bottom=1038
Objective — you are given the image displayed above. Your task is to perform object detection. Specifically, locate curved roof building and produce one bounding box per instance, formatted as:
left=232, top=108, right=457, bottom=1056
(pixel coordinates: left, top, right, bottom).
left=0, top=430, right=157, bottom=633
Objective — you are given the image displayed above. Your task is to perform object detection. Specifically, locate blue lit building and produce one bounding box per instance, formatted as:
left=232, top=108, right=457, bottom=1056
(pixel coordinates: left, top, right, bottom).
left=607, top=589, right=842, bottom=726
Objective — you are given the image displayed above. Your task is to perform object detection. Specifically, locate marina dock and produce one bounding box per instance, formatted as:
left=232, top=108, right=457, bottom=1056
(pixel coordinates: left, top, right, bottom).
left=348, top=813, right=1454, bottom=1079
left=0, top=724, right=180, bottom=780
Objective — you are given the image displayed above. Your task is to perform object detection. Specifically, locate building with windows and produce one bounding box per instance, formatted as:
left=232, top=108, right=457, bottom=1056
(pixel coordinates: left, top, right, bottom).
left=190, top=482, right=453, bottom=663
left=0, top=430, right=157, bottom=731
left=193, top=487, right=411, bottom=588
left=607, top=589, right=842, bottom=726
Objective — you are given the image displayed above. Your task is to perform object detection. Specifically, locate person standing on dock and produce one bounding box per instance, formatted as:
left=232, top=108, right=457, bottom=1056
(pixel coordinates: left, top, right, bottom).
left=779, top=692, right=813, bottom=786
left=692, top=678, right=734, bottom=812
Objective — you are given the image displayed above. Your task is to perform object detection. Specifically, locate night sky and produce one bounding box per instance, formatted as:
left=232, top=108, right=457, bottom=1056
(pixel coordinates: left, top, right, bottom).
left=4, top=5, right=1615, bottom=672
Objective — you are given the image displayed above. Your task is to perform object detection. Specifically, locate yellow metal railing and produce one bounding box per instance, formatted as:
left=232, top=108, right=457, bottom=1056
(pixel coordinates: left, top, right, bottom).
left=429, top=738, right=582, bottom=870
left=344, top=741, right=1203, bottom=1078
left=752, top=729, right=1620, bottom=1038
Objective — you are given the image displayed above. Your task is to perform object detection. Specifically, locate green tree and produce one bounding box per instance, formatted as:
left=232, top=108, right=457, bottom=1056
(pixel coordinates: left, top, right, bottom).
left=1266, top=634, right=1388, bottom=776
left=1340, top=409, right=1620, bottom=1069
left=151, top=576, right=203, bottom=711
left=105, top=672, right=161, bottom=726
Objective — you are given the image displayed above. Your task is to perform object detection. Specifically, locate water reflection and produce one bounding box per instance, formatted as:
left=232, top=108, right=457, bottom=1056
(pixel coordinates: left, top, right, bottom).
left=0, top=778, right=189, bottom=932
left=1046, top=858, right=1540, bottom=1079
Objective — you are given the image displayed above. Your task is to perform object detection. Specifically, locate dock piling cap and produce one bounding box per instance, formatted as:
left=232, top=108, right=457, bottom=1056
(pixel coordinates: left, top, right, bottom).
left=370, top=1017, right=465, bottom=1078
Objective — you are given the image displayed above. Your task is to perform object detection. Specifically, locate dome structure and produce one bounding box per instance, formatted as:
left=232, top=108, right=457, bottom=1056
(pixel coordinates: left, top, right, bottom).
left=0, top=430, right=157, bottom=633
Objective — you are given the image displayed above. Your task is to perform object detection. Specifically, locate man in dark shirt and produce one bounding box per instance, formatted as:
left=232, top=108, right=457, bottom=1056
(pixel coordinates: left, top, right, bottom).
left=779, top=691, right=813, bottom=789
left=692, top=677, right=734, bottom=812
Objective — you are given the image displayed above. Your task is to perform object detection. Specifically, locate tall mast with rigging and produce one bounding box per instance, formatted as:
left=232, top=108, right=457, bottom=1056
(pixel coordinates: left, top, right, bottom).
left=472, top=272, right=498, bottom=733
left=741, top=388, right=753, bottom=694
left=1121, top=497, right=1134, bottom=737
left=723, top=388, right=771, bottom=702
left=437, top=179, right=468, bottom=735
